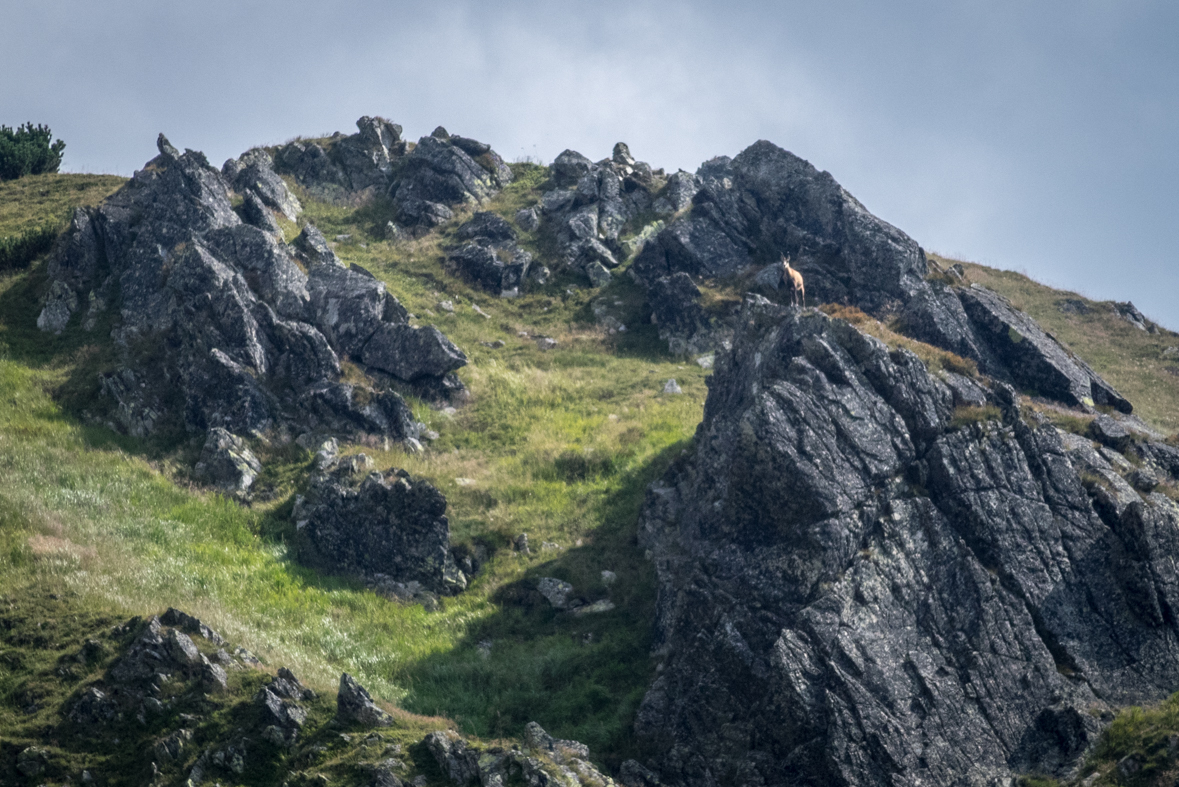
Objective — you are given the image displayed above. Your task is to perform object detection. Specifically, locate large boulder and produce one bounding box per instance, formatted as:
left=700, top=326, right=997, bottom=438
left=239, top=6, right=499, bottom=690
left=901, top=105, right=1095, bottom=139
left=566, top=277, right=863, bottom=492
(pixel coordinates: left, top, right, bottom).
left=293, top=463, right=466, bottom=594
left=634, top=297, right=1179, bottom=786
left=361, top=323, right=468, bottom=381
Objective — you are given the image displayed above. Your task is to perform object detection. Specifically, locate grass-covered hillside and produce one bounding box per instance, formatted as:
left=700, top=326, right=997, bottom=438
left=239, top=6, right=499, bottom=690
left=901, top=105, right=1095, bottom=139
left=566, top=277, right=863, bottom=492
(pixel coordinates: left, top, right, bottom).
left=930, top=253, right=1179, bottom=434
left=0, top=165, right=711, bottom=777
left=2, top=162, right=1178, bottom=784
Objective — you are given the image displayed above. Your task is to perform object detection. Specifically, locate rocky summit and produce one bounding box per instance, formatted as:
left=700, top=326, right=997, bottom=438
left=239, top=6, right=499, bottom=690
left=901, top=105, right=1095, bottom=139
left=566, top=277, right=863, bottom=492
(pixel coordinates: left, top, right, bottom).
left=634, top=297, right=1179, bottom=786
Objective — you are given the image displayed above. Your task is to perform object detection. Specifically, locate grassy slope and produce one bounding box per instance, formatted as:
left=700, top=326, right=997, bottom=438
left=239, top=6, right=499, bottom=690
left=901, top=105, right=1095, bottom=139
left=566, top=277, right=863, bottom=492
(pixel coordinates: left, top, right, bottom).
left=930, top=253, right=1179, bottom=434
left=3, top=169, right=1174, bottom=778
left=0, top=167, right=706, bottom=770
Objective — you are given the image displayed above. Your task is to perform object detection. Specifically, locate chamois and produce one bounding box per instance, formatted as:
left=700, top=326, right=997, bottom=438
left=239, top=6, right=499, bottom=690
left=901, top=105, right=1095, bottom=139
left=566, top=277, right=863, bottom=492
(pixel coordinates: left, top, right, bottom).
left=781, top=256, right=805, bottom=308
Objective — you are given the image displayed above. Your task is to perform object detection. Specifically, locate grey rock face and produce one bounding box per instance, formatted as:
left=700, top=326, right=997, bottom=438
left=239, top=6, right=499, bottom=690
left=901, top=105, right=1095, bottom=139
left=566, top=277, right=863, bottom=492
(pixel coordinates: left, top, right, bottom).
left=193, top=428, right=263, bottom=495
left=294, top=223, right=342, bottom=267
left=957, top=284, right=1132, bottom=413
left=633, top=141, right=927, bottom=314
left=337, top=672, right=392, bottom=727
left=391, top=134, right=511, bottom=229
left=635, top=298, right=1179, bottom=786
left=274, top=116, right=406, bottom=201
left=293, top=464, right=465, bottom=594
left=535, top=145, right=666, bottom=285
left=361, top=323, right=468, bottom=381
left=36, top=133, right=459, bottom=465
left=225, top=148, right=301, bottom=221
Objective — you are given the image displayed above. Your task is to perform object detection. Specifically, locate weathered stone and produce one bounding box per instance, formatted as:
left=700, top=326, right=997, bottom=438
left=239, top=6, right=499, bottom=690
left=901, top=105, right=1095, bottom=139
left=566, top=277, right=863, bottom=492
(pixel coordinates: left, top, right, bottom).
left=294, top=223, right=342, bottom=267
left=662, top=379, right=682, bottom=395
left=958, top=285, right=1132, bottom=413
left=240, top=189, right=281, bottom=234
left=361, top=323, right=467, bottom=381
left=585, top=260, right=612, bottom=287
left=634, top=299, right=1179, bottom=785
left=337, top=673, right=392, bottom=727
left=1089, top=413, right=1133, bottom=451
left=551, top=149, right=594, bottom=187
left=537, top=577, right=574, bottom=609
left=515, top=205, right=540, bottom=231
left=165, top=629, right=202, bottom=667
left=424, top=730, right=479, bottom=786
left=69, top=687, right=118, bottom=727
left=455, top=211, right=516, bottom=243
left=194, top=428, right=262, bottom=495
left=294, top=466, right=464, bottom=594
left=392, top=134, right=511, bottom=226
left=228, top=148, right=302, bottom=221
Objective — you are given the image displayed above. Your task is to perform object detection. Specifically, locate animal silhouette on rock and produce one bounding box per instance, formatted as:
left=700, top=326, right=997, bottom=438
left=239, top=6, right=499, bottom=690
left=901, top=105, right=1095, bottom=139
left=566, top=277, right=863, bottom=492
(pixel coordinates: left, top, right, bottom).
left=781, top=256, right=805, bottom=308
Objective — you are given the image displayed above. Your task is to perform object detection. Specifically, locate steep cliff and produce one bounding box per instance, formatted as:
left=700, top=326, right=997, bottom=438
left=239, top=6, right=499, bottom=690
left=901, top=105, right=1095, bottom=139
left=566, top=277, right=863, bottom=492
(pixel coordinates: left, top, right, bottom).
left=635, top=298, right=1179, bottom=786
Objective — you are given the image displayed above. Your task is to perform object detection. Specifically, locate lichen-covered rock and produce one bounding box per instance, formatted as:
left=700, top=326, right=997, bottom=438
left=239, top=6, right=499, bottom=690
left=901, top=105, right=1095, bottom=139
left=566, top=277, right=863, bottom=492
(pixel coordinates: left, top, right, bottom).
left=634, top=297, right=1179, bottom=786
left=193, top=428, right=262, bottom=495
left=293, top=464, right=465, bottom=594
left=391, top=134, right=511, bottom=228
left=361, top=323, right=468, bottom=381
left=337, top=673, right=392, bottom=728
left=225, top=148, right=301, bottom=221
left=35, top=132, right=454, bottom=460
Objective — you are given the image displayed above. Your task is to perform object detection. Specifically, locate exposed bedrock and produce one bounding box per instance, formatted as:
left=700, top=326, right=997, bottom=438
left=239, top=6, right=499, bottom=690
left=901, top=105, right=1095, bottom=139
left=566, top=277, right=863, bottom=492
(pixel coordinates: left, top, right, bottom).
left=629, top=140, right=1131, bottom=414
left=635, top=296, right=1179, bottom=786
left=36, top=133, right=465, bottom=461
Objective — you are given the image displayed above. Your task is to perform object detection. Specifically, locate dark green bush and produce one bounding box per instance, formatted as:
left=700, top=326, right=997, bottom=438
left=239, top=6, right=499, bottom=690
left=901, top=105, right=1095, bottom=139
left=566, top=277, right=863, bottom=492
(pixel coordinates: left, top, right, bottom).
left=0, top=223, right=59, bottom=272
left=0, top=122, right=66, bottom=181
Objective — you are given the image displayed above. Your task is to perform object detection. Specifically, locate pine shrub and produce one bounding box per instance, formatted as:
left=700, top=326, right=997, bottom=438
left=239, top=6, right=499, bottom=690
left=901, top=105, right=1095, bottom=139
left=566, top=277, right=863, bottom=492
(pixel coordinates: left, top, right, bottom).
left=0, top=123, right=66, bottom=181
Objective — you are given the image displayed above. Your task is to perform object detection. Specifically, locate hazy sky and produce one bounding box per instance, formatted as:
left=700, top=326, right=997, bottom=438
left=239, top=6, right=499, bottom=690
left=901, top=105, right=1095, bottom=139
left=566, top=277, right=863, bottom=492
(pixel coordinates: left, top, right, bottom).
left=5, top=1, right=1177, bottom=327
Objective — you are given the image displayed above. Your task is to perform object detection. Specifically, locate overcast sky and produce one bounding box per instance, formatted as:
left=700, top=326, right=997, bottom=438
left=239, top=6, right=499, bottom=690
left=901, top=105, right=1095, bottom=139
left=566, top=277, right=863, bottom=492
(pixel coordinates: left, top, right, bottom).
left=5, top=0, right=1177, bottom=328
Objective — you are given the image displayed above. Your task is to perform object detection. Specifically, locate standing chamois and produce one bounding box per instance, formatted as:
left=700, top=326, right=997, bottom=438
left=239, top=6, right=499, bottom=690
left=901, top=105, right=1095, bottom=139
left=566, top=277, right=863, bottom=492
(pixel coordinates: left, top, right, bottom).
left=781, top=256, right=805, bottom=308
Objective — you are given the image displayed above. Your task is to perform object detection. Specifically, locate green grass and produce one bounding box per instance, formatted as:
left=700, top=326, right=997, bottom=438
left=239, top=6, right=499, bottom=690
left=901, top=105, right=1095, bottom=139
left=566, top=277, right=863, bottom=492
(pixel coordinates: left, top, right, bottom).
left=0, top=170, right=704, bottom=771
left=934, top=254, right=1179, bottom=433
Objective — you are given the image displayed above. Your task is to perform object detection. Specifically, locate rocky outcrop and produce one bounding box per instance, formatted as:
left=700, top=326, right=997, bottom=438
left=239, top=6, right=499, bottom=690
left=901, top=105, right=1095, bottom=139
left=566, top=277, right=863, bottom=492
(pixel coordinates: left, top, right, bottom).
left=533, top=143, right=669, bottom=286
left=389, top=129, right=513, bottom=234
left=8, top=599, right=608, bottom=787
left=36, top=133, right=464, bottom=468
left=444, top=212, right=534, bottom=296
left=274, top=116, right=407, bottom=202
left=634, top=296, right=1179, bottom=786
left=193, top=428, right=262, bottom=495
left=625, top=141, right=1132, bottom=416
left=632, top=142, right=928, bottom=313
left=292, top=457, right=466, bottom=595
left=425, top=722, right=613, bottom=787
left=336, top=673, right=391, bottom=727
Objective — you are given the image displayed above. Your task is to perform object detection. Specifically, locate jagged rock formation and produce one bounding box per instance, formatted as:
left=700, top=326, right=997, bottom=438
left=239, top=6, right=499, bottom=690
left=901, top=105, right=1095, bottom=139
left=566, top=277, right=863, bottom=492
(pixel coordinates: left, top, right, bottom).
left=36, top=133, right=466, bottom=457
left=425, top=721, right=613, bottom=787
left=629, top=140, right=1134, bottom=417
left=273, top=119, right=512, bottom=235
left=292, top=455, right=467, bottom=595
left=531, top=143, right=672, bottom=286
left=634, top=297, right=1179, bottom=786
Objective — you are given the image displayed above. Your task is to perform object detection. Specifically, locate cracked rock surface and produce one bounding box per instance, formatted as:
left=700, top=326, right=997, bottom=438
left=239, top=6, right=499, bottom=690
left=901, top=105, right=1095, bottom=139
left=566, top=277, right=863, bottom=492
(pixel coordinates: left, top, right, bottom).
left=635, top=297, right=1179, bottom=786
